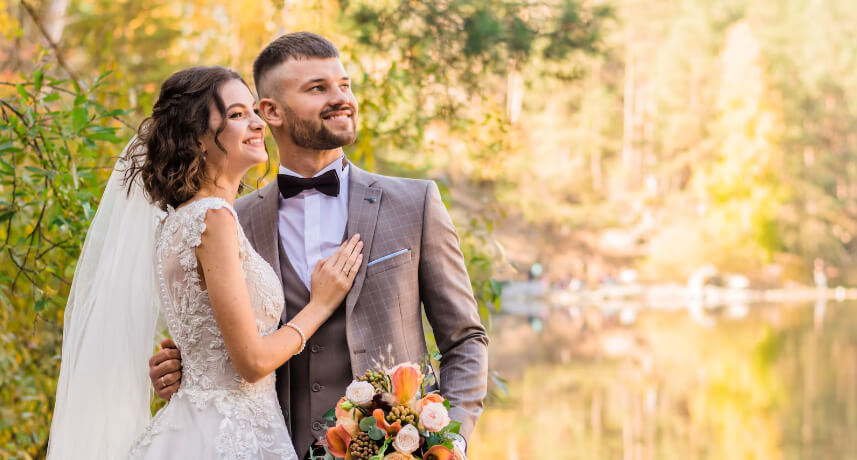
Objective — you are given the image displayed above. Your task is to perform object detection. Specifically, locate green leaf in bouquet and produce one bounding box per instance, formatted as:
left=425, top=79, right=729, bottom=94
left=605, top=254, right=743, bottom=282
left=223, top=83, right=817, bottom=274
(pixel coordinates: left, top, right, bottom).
left=443, top=400, right=451, bottom=410
left=341, top=400, right=355, bottom=411
left=322, top=407, right=336, bottom=423
left=432, top=352, right=443, bottom=361
left=441, top=421, right=461, bottom=435
left=359, top=415, right=377, bottom=432
left=426, top=433, right=442, bottom=448
left=368, top=425, right=385, bottom=441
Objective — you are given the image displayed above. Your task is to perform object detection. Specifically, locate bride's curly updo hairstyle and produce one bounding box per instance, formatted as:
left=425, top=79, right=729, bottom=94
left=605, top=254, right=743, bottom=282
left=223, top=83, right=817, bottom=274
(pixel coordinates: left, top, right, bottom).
left=124, top=66, right=248, bottom=210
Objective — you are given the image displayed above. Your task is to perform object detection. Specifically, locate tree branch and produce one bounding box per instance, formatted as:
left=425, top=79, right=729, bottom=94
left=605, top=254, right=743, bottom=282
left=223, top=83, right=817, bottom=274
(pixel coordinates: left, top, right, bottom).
left=20, top=0, right=80, bottom=82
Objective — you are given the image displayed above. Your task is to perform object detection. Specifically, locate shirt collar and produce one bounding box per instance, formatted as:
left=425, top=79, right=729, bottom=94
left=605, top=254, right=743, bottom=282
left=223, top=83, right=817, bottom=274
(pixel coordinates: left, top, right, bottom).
left=278, top=155, right=350, bottom=191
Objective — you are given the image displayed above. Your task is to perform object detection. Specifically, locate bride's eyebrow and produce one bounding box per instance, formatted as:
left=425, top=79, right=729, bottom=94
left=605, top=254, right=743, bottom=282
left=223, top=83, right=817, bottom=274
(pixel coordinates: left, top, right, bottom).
left=225, top=103, right=249, bottom=111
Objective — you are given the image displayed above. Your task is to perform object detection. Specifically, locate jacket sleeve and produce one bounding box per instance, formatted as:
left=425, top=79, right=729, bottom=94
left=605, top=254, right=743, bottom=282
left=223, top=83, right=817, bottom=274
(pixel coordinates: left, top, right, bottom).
left=418, top=181, right=489, bottom=442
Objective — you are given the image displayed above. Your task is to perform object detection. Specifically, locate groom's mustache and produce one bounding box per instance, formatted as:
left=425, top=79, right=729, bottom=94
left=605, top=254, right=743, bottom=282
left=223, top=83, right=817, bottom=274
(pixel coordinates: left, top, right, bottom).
left=320, top=105, right=354, bottom=118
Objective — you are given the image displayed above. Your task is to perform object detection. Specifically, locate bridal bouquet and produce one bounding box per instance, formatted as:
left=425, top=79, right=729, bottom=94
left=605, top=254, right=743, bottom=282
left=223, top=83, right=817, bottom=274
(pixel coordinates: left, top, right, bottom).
left=321, top=362, right=462, bottom=460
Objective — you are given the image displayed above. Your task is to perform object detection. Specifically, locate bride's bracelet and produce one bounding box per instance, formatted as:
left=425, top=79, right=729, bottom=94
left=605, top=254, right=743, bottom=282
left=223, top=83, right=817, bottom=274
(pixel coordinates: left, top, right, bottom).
left=285, top=322, right=306, bottom=354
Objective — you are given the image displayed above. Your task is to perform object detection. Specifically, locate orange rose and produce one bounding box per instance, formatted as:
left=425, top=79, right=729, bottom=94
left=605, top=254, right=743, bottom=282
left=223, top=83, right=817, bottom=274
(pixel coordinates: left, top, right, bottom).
left=335, top=397, right=349, bottom=419
left=336, top=397, right=363, bottom=424
left=415, top=393, right=444, bottom=415
left=339, top=418, right=360, bottom=438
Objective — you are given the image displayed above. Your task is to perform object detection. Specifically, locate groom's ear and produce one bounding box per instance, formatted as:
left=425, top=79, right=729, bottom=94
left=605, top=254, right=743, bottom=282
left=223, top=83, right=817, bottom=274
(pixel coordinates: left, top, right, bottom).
left=258, top=98, right=283, bottom=128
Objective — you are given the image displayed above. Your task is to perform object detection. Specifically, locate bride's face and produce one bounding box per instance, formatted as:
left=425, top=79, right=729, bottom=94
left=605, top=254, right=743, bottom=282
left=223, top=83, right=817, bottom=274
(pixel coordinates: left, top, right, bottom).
left=199, top=79, right=267, bottom=179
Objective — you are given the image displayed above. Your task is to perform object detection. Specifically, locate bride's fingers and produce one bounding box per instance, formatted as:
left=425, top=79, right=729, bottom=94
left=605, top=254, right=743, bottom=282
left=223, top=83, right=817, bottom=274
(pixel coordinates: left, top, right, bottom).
left=312, top=256, right=328, bottom=275
left=346, top=254, right=363, bottom=281
left=343, top=241, right=363, bottom=276
left=331, top=235, right=361, bottom=274
left=342, top=241, right=363, bottom=276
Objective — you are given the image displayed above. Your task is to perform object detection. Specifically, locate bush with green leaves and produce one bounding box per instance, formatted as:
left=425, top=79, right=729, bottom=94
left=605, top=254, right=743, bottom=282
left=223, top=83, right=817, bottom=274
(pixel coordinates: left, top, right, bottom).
left=0, top=67, right=128, bottom=458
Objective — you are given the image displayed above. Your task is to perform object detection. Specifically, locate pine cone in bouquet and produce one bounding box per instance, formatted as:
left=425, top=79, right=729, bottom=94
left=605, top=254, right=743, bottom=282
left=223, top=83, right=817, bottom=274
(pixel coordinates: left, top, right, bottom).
left=386, top=404, right=419, bottom=427
left=349, top=430, right=379, bottom=460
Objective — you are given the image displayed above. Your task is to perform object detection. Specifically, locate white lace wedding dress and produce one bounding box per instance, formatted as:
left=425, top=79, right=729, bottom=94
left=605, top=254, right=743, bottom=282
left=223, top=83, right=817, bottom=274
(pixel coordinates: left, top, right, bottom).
left=128, top=198, right=297, bottom=460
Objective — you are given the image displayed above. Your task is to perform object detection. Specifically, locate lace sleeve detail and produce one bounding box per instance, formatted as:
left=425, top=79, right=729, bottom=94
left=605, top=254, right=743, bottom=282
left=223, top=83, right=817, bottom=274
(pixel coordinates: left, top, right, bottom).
left=179, top=198, right=240, bottom=272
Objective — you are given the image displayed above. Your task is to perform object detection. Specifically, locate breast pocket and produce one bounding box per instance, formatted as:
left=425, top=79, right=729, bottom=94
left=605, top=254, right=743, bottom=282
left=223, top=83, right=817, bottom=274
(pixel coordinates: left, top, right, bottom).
left=366, top=248, right=411, bottom=276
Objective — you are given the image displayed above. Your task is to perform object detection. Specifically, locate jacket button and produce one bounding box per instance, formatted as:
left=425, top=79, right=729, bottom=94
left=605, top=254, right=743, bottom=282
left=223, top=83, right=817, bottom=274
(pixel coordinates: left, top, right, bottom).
left=312, top=382, right=322, bottom=392
left=311, top=344, right=320, bottom=353
left=312, top=421, right=323, bottom=431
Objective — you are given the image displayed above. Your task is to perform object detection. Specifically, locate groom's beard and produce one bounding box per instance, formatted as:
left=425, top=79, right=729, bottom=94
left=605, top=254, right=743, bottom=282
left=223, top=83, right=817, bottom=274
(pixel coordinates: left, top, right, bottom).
left=283, top=103, right=357, bottom=150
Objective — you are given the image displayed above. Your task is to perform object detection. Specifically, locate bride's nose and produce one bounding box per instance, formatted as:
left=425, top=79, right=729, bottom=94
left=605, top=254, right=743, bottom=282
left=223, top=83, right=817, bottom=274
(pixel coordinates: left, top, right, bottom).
left=249, top=110, right=265, bottom=130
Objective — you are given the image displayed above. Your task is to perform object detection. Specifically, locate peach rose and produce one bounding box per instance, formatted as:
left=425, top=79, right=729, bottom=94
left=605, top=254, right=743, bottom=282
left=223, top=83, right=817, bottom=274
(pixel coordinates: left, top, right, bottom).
left=415, top=393, right=444, bottom=415
left=419, top=402, right=450, bottom=432
left=392, top=424, right=420, bottom=454
left=384, top=453, right=415, bottom=460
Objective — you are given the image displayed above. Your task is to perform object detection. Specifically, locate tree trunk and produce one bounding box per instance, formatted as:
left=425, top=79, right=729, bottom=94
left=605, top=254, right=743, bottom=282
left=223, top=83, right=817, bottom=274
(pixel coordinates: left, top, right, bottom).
left=43, top=0, right=70, bottom=43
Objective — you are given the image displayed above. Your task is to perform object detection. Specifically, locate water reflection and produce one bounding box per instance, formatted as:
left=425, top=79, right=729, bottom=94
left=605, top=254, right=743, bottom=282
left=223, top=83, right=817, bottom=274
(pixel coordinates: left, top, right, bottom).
left=470, top=299, right=857, bottom=459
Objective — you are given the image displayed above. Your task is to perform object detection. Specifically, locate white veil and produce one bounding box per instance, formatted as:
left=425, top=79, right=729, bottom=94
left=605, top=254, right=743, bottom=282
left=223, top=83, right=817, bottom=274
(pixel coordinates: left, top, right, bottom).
left=47, top=138, right=164, bottom=459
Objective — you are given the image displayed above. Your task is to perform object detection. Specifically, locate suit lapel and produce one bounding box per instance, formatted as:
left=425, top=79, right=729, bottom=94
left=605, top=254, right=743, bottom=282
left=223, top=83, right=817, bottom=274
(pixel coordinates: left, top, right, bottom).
left=345, top=165, right=381, bottom=316
left=248, top=181, right=282, bottom=281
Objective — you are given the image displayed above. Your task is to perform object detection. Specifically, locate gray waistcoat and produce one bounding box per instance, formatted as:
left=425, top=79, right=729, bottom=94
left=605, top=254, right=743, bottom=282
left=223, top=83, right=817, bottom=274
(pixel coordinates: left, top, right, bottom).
left=275, top=239, right=352, bottom=458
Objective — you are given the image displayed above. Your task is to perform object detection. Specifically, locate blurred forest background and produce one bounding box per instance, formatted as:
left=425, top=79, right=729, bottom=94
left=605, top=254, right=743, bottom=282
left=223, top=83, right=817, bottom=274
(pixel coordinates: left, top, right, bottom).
left=3, top=0, right=857, bottom=458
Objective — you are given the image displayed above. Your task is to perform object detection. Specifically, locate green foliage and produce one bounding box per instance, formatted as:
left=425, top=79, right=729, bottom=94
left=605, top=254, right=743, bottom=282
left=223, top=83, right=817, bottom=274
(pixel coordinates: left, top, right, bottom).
left=0, top=67, right=128, bottom=457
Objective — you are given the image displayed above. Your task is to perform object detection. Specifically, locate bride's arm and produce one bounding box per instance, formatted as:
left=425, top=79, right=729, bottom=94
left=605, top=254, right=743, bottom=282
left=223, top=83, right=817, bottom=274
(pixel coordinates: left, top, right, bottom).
left=196, top=207, right=362, bottom=383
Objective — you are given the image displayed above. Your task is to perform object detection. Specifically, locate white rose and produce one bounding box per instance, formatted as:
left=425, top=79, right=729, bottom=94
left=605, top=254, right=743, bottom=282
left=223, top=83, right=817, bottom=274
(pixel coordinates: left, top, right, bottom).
left=419, top=402, right=450, bottom=432
left=393, top=423, right=420, bottom=454
left=345, top=380, right=375, bottom=406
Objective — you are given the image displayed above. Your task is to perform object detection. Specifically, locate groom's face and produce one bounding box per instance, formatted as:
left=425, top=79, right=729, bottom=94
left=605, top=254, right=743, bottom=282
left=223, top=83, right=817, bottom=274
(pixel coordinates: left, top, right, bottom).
left=261, top=57, right=358, bottom=150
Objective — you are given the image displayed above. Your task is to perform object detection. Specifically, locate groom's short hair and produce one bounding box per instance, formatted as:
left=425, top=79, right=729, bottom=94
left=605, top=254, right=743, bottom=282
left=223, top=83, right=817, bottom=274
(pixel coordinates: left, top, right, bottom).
left=253, top=32, right=340, bottom=98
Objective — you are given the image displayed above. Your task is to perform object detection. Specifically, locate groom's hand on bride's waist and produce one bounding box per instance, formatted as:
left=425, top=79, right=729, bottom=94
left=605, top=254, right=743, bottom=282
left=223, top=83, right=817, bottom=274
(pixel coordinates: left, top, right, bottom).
left=149, top=338, right=182, bottom=400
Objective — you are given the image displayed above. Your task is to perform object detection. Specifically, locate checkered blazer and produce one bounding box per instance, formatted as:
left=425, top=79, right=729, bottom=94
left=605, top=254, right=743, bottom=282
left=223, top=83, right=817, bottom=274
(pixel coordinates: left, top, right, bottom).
left=234, top=163, right=489, bottom=441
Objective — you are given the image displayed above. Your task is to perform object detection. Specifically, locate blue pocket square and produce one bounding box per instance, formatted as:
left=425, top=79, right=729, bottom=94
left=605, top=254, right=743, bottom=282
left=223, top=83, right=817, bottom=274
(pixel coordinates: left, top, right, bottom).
left=367, top=248, right=410, bottom=267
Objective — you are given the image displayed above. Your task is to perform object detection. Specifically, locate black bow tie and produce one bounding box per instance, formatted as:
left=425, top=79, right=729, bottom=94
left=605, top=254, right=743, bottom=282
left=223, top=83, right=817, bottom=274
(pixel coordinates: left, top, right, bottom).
left=278, top=169, right=340, bottom=199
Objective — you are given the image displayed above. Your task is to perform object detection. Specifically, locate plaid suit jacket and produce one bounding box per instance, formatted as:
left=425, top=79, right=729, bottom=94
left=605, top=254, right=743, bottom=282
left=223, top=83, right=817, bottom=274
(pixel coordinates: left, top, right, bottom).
left=234, top=163, right=489, bottom=441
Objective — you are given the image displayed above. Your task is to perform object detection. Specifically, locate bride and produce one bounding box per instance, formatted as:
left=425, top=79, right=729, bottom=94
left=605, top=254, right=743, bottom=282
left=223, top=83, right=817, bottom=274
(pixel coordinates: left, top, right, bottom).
left=46, top=66, right=363, bottom=459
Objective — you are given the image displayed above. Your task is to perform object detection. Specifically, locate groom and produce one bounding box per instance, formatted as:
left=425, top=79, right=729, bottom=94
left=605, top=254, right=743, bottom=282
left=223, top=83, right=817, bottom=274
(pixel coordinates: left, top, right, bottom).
left=148, top=32, right=488, bottom=458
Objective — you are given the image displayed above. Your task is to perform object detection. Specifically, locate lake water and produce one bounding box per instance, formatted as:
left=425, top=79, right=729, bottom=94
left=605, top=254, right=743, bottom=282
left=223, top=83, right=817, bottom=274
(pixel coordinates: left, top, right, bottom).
left=468, top=298, right=857, bottom=459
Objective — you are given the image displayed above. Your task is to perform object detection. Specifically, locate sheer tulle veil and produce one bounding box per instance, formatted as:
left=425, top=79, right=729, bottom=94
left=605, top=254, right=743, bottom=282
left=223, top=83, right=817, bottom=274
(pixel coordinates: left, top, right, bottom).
left=47, top=138, right=164, bottom=459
